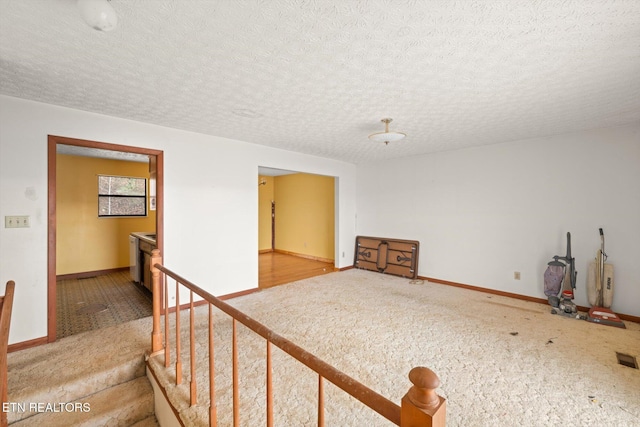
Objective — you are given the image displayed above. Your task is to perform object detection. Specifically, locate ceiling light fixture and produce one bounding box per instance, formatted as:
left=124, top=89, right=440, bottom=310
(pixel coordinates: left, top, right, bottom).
left=77, top=0, right=118, bottom=32
left=368, top=118, right=406, bottom=145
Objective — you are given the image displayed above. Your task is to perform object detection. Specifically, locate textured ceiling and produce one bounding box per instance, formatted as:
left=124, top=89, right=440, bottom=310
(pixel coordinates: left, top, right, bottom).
left=57, top=144, right=150, bottom=162
left=1, top=0, right=639, bottom=164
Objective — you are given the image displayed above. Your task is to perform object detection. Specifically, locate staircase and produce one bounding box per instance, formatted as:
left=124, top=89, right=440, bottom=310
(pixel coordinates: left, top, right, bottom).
left=6, top=316, right=158, bottom=426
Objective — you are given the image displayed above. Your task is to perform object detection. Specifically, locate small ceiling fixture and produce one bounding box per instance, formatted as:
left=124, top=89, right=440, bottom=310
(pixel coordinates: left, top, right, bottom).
left=368, top=118, right=406, bottom=145
left=77, top=0, right=118, bottom=32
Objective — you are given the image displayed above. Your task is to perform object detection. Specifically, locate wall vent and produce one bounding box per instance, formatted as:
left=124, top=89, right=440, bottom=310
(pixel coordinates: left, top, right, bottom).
left=616, top=352, right=638, bottom=369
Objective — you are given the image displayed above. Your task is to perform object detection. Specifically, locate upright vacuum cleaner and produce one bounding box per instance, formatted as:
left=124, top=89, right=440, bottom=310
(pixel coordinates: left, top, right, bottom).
left=544, top=232, right=583, bottom=319
left=586, top=228, right=625, bottom=328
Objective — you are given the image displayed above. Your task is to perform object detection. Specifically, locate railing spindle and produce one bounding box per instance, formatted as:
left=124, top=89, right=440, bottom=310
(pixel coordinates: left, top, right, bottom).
left=164, top=274, right=170, bottom=367
left=318, top=375, right=325, bottom=427
left=266, top=341, right=273, bottom=427
left=175, top=279, right=182, bottom=385
left=150, top=250, right=162, bottom=353
left=209, top=303, right=217, bottom=427
left=190, top=290, right=197, bottom=406
left=232, top=319, right=239, bottom=427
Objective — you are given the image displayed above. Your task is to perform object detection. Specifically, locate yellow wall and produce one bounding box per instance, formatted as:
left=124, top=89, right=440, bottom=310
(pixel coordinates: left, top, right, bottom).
left=56, top=154, right=156, bottom=275
left=273, top=173, right=335, bottom=261
left=257, top=175, right=275, bottom=251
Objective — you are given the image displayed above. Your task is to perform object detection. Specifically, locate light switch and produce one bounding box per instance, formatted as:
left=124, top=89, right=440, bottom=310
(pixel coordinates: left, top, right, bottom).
left=5, top=215, right=30, bottom=228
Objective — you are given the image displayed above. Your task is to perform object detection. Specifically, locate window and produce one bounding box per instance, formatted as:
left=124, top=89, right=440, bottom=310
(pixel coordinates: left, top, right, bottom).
left=98, top=175, right=147, bottom=217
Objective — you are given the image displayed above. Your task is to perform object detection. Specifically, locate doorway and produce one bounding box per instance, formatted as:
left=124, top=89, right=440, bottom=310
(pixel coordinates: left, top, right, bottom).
left=257, top=167, right=336, bottom=288
left=47, top=135, right=164, bottom=342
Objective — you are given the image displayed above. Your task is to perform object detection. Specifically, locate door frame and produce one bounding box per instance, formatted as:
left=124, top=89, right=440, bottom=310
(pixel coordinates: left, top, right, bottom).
left=47, top=135, right=164, bottom=343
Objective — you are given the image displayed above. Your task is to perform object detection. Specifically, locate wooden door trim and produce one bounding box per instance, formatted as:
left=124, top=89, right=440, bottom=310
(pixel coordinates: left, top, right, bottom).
left=47, top=135, right=164, bottom=343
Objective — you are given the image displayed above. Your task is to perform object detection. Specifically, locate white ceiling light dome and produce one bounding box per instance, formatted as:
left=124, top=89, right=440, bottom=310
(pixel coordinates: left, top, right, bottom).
left=368, top=118, right=406, bottom=145
left=77, top=0, right=118, bottom=32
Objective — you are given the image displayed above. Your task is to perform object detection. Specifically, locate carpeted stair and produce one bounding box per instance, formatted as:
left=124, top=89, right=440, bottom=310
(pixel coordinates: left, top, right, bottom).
left=6, top=317, right=158, bottom=426
left=10, top=377, right=156, bottom=426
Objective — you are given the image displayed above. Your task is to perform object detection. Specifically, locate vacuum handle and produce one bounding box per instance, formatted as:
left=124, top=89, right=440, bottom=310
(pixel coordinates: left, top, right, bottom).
left=599, top=227, right=607, bottom=261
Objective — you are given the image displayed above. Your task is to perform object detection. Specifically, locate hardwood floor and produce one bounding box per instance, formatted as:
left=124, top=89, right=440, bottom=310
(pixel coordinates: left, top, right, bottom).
left=259, top=252, right=334, bottom=289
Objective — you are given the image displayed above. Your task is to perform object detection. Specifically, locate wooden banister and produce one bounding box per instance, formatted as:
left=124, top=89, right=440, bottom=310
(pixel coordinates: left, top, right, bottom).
left=149, top=254, right=446, bottom=426
left=153, top=262, right=402, bottom=424
left=401, top=367, right=446, bottom=426
left=1, top=281, right=16, bottom=427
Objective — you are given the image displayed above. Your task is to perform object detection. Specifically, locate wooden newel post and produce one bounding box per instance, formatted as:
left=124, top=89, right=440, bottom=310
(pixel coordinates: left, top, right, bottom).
left=150, top=249, right=163, bottom=354
left=401, top=367, right=446, bottom=427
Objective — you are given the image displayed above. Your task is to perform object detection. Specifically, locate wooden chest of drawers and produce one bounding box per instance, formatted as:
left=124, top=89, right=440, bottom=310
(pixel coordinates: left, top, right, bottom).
left=354, top=236, right=419, bottom=279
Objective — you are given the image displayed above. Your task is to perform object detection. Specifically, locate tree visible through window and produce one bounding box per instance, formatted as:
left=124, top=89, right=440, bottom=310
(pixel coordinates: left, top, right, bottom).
left=98, top=175, right=147, bottom=217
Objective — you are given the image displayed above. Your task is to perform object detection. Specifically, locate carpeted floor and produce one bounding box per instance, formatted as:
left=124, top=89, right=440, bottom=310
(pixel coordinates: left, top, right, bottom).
left=147, top=269, right=640, bottom=426
left=56, top=270, right=153, bottom=338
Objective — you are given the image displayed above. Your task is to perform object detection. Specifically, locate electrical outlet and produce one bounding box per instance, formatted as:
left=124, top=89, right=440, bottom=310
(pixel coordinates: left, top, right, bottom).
left=514, top=271, right=521, bottom=280
left=5, top=215, right=30, bottom=228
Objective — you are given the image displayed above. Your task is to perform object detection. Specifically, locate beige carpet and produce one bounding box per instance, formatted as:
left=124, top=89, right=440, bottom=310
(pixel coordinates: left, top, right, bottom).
left=148, top=269, right=640, bottom=426
left=7, top=312, right=154, bottom=425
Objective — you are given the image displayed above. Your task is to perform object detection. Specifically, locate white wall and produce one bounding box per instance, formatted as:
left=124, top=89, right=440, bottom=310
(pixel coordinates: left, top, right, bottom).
left=0, top=95, right=357, bottom=345
left=356, top=124, right=640, bottom=317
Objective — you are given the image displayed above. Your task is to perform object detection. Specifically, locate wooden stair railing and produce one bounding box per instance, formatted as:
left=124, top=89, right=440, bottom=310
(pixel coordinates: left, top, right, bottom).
left=1, top=281, right=16, bottom=427
left=149, top=250, right=445, bottom=426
